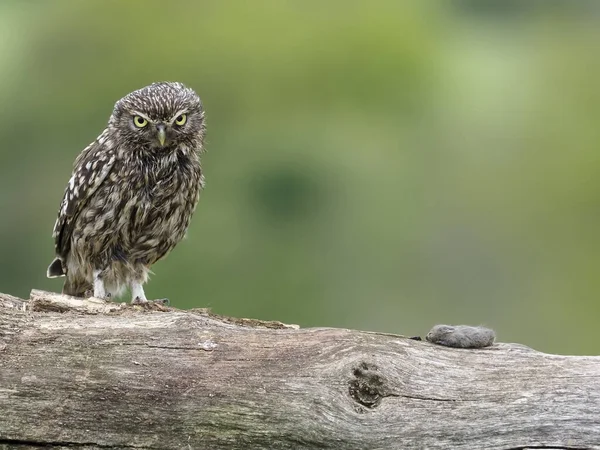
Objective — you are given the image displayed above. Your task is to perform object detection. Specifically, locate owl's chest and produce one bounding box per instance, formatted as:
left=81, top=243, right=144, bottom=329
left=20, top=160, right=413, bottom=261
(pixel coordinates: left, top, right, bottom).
left=137, top=176, right=178, bottom=206
left=124, top=163, right=200, bottom=236
left=120, top=155, right=198, bottom=202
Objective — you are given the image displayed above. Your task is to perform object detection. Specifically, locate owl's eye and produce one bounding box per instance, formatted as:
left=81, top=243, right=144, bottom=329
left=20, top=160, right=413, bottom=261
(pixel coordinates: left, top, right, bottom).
left=174, top=114, right=187, bottom=126
left=133, top=116, right=148, bottom=128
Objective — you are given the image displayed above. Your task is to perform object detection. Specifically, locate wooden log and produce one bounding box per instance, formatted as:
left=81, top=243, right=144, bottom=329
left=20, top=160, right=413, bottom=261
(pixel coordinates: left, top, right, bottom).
left=0, top=290, right=598, bottom=449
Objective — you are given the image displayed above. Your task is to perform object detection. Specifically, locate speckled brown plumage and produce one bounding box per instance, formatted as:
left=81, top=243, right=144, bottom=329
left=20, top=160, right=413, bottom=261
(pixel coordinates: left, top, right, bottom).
left=48, top=82, right=206, bottom=302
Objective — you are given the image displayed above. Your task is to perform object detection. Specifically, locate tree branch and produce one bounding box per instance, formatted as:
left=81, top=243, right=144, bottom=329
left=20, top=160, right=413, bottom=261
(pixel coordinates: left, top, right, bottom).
left=0, top=290, right=598, bottom=449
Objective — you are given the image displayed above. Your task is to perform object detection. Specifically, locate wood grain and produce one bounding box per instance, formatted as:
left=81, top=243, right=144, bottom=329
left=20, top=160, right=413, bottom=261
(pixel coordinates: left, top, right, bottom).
left=0, top=290, right=598, bottom=449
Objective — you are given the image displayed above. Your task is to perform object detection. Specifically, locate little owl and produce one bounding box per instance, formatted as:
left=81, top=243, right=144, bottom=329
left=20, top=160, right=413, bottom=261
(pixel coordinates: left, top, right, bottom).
left=47, top=82, right=206, bottom=303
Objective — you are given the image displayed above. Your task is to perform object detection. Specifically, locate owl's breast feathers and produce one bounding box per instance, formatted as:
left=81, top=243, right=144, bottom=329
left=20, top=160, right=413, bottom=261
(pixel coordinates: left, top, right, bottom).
left=117, top=149, right=204, bottom=264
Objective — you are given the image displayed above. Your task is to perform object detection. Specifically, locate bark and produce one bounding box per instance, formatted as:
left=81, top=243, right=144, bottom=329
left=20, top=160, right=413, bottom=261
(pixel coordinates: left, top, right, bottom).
left=0, top=290, right=599, bottom=450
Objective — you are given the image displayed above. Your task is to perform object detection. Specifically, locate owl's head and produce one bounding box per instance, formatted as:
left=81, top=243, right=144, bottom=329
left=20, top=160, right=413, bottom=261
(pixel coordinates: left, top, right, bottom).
left=111, top=82, right=205, bottom=153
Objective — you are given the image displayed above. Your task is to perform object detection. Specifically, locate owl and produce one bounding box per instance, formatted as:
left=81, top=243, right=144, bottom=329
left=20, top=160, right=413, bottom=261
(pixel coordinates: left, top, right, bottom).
left=47, top=82, right=206, bottom=303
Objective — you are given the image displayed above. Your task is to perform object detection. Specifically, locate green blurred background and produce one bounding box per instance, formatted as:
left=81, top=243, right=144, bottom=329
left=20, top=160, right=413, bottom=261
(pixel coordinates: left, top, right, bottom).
left=1, top=1, right=599, bottom=354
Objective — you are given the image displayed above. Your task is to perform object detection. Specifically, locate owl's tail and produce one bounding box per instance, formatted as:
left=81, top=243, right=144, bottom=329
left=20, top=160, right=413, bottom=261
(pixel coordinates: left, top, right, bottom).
left=47, top=258, right=65, bottom=278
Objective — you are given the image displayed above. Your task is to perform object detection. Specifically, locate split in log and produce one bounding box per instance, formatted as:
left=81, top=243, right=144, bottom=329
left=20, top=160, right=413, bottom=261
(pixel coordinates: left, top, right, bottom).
left=0, top=290, right=599, bottom=449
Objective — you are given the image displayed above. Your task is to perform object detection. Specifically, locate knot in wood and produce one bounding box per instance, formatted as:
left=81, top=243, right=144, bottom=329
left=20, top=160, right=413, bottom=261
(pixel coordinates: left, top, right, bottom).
left=348, top=362, right=390, bottom=409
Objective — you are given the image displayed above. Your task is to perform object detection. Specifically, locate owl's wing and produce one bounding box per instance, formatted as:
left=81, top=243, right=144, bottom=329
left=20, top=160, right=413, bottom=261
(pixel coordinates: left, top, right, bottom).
left=52, top=131, right=117, bottom=260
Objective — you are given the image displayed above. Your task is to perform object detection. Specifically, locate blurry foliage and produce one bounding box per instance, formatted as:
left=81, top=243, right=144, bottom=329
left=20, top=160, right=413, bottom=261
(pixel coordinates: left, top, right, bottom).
left=0, top=1, right=599, bottom=354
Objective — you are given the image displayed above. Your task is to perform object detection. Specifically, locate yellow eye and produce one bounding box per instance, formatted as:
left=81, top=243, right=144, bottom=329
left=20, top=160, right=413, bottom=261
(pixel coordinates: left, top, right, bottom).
left=133, top=116, right=148, bottom=128
left=174, top=114, right=187, bottom=126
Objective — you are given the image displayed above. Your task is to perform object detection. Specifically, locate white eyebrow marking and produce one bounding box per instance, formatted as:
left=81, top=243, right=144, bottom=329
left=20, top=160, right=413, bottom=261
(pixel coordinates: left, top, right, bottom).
left=131, top=111, right=153, bottom=122
left=168, top=109, right=188, bottom=125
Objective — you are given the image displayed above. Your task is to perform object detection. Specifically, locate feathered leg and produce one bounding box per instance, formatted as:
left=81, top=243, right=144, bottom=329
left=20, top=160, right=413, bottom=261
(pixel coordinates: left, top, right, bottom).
left=131, top=279, right=169, bottom=305
left=93, top=269, right=110, bottom=299
left=131, top=280, right=147, bottom=303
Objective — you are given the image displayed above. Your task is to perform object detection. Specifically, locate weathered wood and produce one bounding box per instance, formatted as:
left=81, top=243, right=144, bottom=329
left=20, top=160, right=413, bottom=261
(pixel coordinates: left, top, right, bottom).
left=0, top=293, right=27, bottom=311
left=0, top=290, right=599, bottom=450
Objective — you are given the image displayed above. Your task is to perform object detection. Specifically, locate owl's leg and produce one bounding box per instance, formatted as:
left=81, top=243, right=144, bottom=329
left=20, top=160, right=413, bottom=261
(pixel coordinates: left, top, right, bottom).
left=130, top=281, right=169, bottom=306
left=131, top=281, right=148, bottom=304
left=92, top=269, right=110, bottom=299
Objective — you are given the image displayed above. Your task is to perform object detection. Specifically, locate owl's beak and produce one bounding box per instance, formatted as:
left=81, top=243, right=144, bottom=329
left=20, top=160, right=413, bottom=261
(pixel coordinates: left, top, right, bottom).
left=156, top=124, right=167, bottom=147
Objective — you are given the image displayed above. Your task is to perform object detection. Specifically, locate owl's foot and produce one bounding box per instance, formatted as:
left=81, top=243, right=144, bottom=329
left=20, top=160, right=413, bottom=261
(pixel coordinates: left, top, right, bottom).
left=132, top=297, right=169, bottom=306
left=132, top=296, right=146, bottom=305
left=130, top=280, right=168, bottom=306
left=152, top=298, right=170, bottom=306
left=84, top=289, right=111, bottom=301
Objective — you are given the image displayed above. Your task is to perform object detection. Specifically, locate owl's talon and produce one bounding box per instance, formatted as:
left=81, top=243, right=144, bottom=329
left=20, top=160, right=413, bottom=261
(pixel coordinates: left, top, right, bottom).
left=131, top=297, right=169, bottom=308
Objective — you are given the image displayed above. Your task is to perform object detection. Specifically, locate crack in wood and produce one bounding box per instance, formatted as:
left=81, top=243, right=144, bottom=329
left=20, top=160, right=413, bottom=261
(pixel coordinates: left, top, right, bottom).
left=504, top=446, right=591, bottom=450
left=0, top=437, right=147, bottom=449
left=348, top=361, right=476, bottom=408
